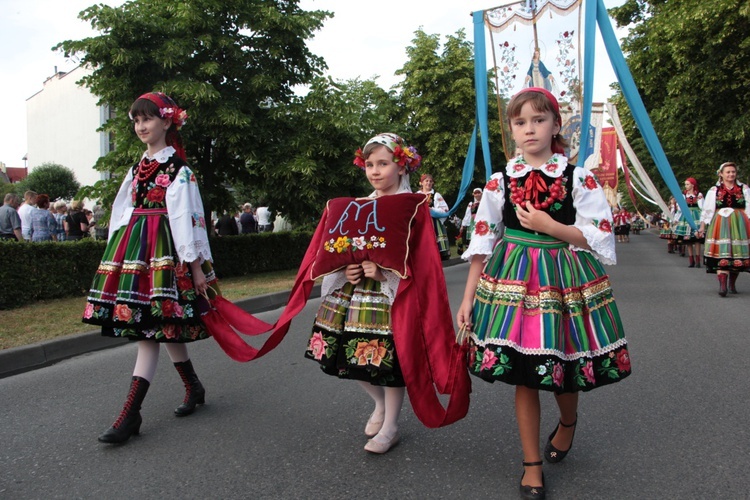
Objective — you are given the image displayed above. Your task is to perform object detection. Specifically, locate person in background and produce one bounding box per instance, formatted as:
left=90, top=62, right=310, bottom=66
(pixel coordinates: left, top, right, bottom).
left=256, top=204, right=273, bottom=232
left=0, top=193, right=23, bottom=241
left=18, top=190, right=38, bottom=241
left=53, top=202, right=68, bottom=241
left=240, top=203, right=258, bottom=234
left=215, top=210, right=239, bottom=236
left=460, top=188, right=483, bottom=251
left=65, top=200, right=89, bottom=241
left=29, top=194, right=57, bottom=242
left=418, top=173, right=451, bottom=260
left=700, top=162, right=750, bottom=296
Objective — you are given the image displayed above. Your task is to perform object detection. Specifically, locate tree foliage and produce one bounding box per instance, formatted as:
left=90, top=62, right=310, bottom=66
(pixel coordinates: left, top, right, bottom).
left=55, top=0, right=330, bottom=221
left=16, top=163, right=80, bottom=201
left=246, top=76, right=401, bottom=227
left=396, top=29, right=504, bottom=207
left=610, top=0, right=750, bottom=195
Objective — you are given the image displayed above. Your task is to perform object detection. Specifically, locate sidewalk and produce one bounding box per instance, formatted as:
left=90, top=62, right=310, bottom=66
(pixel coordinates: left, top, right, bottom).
left=0, top=258, right=466, bottom=379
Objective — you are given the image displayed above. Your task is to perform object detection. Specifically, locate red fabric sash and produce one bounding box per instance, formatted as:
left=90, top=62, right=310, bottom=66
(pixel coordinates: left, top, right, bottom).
left=205, top=202, right=471, bottom=428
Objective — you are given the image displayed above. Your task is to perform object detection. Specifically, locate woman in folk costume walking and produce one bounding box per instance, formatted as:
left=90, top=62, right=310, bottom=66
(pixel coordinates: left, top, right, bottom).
left=457, top=88, right=630, bottom=499
left=84, top=92, right=217, bottom=444
left=672, top=177, right=704, bottom=268
left=700, top=162, right=750, bottom=295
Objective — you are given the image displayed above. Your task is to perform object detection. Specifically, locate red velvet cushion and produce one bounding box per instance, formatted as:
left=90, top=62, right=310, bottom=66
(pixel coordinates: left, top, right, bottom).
left=310, top=193, right=429, bottom=280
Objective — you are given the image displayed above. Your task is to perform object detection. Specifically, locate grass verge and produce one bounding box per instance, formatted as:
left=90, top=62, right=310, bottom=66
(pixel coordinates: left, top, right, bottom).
left=0, top=269, right=299, bottom=351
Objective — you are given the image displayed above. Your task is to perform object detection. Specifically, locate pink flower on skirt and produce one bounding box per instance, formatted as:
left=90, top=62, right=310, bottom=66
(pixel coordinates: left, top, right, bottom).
left=480, top=349, right=498, bottom=371
left=582, top=360, right=596, bottom=384
left=84, top=303, right=94, bottom=319
left=308, top=332, right=328, bottom=361
left=552, top=363, right=564, bottom=386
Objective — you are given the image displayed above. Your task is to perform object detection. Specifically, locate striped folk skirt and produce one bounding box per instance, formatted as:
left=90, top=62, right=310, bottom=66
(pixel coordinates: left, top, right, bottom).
left=469, top=229, right=630, bottom=393
left=83, top=208, right=218, bottom=342
left=673, top=206, right=704, bottom=243
left=305, top=278, right=404, bottom=387
left=703, top=208, right=750, bottom=273
left=433, top=218, right=451, bottom=259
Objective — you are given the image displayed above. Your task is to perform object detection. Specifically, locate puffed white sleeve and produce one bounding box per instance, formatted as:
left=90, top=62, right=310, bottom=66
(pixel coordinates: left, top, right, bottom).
left=700, top=187, right=717, bottom=224
left=433, top=192, right=449, bottom=212
left=461, top=204, right=472, bottom=227
left=166, top=166, right=213, bottom=264
left=462, top=173, right=504, bottom=261
left=570, top=167, right=616, bottom=265
left=108, top=168, right=136, bottom=241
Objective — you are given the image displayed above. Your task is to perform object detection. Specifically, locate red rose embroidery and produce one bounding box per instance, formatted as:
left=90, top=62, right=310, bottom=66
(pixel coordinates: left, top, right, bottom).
left=175, top=263, right=188, bottom=278
left=146, top=186, right=165, bottom=203
left=162, top=323, right=178, bottom=339
left=485, top=179, right=499, bottom=192
left=474, top=220, right=490, bottom=236
left=584, top=176, right=598, bottom=190
left=615, top=349, right=631, bottom=372
left=115, top=304, right=133, bottom=322
left=161, top=299, right=175, bottom=317
left=599, top=219, right=612, bottom=233
left=177, top=277, right=194, bottom=291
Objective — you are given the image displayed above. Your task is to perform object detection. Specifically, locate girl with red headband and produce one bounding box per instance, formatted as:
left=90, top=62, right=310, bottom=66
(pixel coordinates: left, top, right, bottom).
left=84, top=92, right=218, bottom=444
left=457, top=88, right=631, bottom=499
left=699, top=162, right=750, bottom=295
left=673, top=178, right=704, bottom=267
left=418, top=173, right=451, bottom=260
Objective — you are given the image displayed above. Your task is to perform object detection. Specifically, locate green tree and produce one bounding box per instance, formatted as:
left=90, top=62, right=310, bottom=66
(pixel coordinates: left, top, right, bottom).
left=610, top=0, right=750, bottom=194
left=55, top=0, right=331, bottom=222
left=246, top=76, right=400, bottom=227
left=396, top=28, right=504, bottom=206
left=16, top=163, right=80, bottom=201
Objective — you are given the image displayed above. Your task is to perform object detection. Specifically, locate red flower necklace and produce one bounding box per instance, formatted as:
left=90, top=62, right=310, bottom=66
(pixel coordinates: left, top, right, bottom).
left=136, top=157, right=162, bottom=181
left=509, top=171, right=564, bottom=209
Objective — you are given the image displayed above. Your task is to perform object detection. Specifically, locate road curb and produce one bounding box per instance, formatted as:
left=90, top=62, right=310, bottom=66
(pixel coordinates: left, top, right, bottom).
left=0, top=258, right=466, bottom=379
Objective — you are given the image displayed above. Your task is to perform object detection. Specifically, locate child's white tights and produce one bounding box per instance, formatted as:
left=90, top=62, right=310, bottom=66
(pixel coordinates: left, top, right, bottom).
left=358, top=381, right=405, bottom=438
left=132, top=341, right=190, bottom=382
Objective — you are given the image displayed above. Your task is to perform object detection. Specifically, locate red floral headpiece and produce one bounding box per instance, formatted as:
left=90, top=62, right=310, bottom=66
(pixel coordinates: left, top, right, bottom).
left=353, top=133, right=422, bottom=173
left=131, top=92, right=188, bottom=130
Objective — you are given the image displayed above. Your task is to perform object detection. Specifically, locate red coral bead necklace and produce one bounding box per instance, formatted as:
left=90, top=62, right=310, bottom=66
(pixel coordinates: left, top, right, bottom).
left=136, top=157, right=161, bottom=181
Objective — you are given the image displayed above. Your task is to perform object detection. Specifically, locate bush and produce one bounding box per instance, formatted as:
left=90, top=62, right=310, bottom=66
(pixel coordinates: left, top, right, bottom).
left=0, top=231, right=312, bottom=310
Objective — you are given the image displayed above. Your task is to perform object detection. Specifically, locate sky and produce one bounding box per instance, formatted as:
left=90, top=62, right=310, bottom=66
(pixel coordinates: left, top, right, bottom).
left=0, top=0, right=627, bottom=169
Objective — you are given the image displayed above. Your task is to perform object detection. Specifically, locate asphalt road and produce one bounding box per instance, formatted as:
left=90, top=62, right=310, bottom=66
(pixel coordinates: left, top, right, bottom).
left=1, top=229, right=746, bottom=499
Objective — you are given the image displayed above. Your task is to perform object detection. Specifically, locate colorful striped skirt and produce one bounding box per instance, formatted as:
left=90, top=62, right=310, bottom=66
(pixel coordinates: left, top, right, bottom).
left=433, top=218, right=451, bottom=259
left=673, top=206, right=704, bottom=242
left=305, top=278, right=404, bottom=387
left=703, top=208, right=750, bottom=273
left=469, top=229, right=630, bottom=393
left=83, top=208, right=218, bottom=342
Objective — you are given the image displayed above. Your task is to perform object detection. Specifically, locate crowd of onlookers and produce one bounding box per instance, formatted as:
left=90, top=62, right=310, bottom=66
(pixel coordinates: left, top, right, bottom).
left=211, top=202, right=292, bottom=237
left=1, top=191, right=293, bottom=242
left=0, top=190, right=106, bottom=242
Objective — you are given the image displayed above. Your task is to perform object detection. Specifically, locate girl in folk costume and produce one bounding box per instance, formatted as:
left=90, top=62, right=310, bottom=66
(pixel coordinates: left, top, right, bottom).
left=673, top=177, right=704, bottom=268
left=660, top=197, right=678, bottom=253
left=457, top=88, right=630, bottom=499
left=84, top=92, right=217, bottom=444
left=699, top=162, right=750, bottom=296
left=460, top=188, right=483, bottom=251
left=613, top=207, right=631, bottom=243
left=418, top=173, right=451, bottom=260
left=298, top=133, right=469, bottom=454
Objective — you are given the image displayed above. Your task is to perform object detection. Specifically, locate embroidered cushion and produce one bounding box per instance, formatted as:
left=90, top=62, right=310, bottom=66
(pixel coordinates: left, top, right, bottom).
left=310, top=193, right=428, bottom=280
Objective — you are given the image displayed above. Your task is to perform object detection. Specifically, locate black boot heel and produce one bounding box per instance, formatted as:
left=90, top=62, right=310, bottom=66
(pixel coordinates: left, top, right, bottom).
left=544, top=415, right=577, bottom=463
left=98, top=376, right=149, bottom=444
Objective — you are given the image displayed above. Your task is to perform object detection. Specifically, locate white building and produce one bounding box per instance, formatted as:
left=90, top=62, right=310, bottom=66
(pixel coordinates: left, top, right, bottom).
left=26, top=66, right=111, bottom=188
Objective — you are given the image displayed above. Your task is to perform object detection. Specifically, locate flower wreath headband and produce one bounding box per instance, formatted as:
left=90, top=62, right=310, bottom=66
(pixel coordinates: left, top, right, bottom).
left=129, top=92, right=189, bottom=130
left=353, top=133, right=422, bottom=173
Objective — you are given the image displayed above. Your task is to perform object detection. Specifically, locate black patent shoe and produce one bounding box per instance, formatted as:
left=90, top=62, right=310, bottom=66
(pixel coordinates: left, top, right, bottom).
left=520, top=461, right=545, bottom=499
left=544, top=416, right=577, bottom=463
